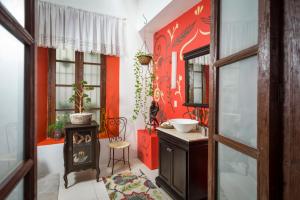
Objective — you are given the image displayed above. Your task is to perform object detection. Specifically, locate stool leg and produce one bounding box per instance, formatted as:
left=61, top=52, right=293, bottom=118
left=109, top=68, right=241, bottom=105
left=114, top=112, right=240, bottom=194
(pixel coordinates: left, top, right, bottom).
left=123, top=148, right=125, bottom=165
left=128, top=146, right=131, bottom=170
left=107, top=148, right=111, bottom=167
left=112, top=148, right=115, bottom=175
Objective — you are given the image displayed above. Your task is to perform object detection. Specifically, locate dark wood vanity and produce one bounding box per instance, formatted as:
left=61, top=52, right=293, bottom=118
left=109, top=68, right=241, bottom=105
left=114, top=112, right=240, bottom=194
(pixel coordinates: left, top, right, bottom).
left=156, top=128, right=208, bottom=200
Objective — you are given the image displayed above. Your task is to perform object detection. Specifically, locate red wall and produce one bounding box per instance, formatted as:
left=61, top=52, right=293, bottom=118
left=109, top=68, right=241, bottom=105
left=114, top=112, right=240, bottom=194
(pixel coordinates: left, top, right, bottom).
left=100, top=56, right=120, bottom=139
left=36, top=48, right=120, bottom=143
left=36, top=48, right=49, bottom=143
left=153, top=0, right=210, bottom=125
left=105, top=56, right=119, bottom=120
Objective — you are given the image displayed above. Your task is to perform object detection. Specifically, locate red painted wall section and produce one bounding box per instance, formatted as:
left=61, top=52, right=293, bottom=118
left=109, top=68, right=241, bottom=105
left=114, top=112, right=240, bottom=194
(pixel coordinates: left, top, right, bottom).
left=36, top=47, right=49, bottom=143
left=105, top=56, right=119, bottom=119
left=153, top=0, right=210, bottom=125
left=36, top=48, right=120, bottom=143
left=100, top=56, right=120, bottom=138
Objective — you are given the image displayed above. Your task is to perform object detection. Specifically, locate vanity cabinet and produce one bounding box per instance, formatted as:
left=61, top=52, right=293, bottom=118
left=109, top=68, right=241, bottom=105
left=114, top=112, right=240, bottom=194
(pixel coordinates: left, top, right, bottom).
left=156, top=129, right=208, bottom=200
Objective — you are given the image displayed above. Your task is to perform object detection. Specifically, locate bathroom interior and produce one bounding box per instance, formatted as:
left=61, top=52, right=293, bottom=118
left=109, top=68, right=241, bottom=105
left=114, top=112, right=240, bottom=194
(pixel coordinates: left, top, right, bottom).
left=1, top=0, right=299, bottom=199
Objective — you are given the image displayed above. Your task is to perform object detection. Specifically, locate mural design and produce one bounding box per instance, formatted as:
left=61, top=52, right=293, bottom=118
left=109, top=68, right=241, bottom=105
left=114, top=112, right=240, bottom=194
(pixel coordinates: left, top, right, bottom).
left=153, top=0, right=210, bottom=125
left=167, top=23, right=179, bottom=42
left=179, top=29, right=199, bottom=60
left=153, top=77, right=165, bottom=104
left=172, top=21, right=196, bottom=48
left=174, top=75, right=183, bottom=101
left=194, top=5, right=204, bottom=16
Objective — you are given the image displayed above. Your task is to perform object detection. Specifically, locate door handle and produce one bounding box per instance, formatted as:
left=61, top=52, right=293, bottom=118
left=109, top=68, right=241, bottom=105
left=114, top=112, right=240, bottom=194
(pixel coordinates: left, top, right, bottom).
left=166, top=147, right=173, bottom=152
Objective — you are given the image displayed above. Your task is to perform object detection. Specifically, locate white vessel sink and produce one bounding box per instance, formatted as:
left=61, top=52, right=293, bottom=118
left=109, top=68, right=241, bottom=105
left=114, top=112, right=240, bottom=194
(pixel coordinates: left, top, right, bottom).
left=169, top=118, right=199, bottom=133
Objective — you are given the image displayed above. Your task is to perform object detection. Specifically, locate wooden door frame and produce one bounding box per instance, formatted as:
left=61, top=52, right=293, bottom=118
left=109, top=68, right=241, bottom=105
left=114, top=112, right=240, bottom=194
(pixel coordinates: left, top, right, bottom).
left=208, top=0, right=283, bottom=199
left=282, top=0, right=300, bottom=199
left=0, top=0, right=36, bottom=199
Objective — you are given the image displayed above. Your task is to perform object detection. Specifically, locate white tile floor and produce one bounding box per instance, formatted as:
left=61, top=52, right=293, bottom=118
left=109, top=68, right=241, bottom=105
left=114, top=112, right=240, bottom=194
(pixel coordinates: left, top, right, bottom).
left=58, top=158, right=173, bottom=200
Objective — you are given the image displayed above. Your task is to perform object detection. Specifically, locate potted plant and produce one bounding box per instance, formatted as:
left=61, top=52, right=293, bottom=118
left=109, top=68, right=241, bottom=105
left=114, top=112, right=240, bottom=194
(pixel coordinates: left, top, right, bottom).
left=69, top=80, right=94, bottom=124
left=136, top=50, right=152, bottom=65
left=132, top=50, right=155, bottom=124
left=48, top=114, right=69, bottom=140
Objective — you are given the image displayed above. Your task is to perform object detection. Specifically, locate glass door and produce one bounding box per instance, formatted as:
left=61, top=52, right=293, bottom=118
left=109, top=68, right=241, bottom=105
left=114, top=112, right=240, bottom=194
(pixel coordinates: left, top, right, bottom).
left=208, top=0, right=265, bottom=199
left=0, top=0, right=36, bottom=199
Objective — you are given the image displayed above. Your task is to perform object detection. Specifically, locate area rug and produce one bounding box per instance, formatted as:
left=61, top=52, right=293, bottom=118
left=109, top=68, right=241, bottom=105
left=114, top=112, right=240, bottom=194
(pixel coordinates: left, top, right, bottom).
left=103, top=170, right=163, bottom=200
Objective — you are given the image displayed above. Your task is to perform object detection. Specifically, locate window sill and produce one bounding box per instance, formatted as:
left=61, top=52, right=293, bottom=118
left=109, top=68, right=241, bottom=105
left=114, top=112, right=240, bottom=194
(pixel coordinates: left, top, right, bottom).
left=37, top=138, right=64, bottom=146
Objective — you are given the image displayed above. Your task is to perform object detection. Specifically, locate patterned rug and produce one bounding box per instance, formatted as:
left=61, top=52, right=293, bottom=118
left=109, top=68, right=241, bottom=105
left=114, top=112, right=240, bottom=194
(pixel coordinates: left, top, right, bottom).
left=103, top=170, right=163, bottom=200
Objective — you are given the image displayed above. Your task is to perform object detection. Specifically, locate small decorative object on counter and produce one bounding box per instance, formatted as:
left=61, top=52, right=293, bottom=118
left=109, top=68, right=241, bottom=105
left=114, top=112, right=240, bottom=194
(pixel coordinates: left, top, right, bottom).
left=159, top=121, right=174, bottom=129
left=68, top=80, right=94, bottom=124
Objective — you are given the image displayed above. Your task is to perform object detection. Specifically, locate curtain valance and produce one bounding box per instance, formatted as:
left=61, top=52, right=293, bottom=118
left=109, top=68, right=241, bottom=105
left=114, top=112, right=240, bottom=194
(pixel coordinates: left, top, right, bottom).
left=38, top=1, right=126, bottom=56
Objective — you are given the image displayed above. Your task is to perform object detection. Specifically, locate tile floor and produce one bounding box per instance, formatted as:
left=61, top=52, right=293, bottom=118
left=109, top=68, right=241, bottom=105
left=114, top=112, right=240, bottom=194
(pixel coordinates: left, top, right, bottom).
left=58, top=158, right=173, bottom=200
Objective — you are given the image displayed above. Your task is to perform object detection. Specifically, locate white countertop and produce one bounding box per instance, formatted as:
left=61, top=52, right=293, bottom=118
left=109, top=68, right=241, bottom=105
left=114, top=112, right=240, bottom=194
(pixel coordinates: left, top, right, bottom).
left=156, top=127, right=208, bottom=142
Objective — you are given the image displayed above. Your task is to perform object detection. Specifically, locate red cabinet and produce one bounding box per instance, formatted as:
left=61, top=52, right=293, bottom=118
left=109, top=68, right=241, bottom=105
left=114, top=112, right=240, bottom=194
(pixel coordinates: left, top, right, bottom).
left=137, top=129, right=159, bottom=170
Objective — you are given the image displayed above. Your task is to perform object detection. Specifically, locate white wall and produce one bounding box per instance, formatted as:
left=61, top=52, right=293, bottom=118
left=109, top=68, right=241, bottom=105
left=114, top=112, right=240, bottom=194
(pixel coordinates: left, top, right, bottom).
left=38, top=0, right=147, bottom=177
left=136, top=0, right=172, bottom=31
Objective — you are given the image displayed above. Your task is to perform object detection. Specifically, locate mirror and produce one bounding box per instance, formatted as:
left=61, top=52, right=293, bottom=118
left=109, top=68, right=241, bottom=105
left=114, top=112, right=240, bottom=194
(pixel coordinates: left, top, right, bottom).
left=184, top=45, right=209, bottom=107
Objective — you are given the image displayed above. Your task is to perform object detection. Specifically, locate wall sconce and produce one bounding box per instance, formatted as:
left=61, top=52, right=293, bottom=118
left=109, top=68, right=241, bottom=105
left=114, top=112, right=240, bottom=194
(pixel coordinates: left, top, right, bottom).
left=171, top=51, right=177, bottom=89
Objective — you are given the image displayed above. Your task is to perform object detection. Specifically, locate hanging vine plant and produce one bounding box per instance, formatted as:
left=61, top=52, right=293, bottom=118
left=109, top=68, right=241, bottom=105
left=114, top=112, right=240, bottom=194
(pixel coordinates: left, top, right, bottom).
left=132, top=50, right=155, bottom=124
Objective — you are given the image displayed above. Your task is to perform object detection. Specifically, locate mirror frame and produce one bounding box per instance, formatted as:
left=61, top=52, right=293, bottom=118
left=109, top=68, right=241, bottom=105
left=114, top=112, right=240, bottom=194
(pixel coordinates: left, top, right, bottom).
left=183, top=45, right=210, bottom=108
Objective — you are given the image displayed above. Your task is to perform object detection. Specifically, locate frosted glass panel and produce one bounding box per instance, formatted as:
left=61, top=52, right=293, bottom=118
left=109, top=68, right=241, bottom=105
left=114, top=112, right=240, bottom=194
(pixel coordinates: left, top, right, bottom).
left=218, top=56, right=257, bottom=147
left=6, top=179, right=24, bottom=200
left=85, top=88, right=101, bottom=108
left=0, top=26, right=24, bottom=182
left=56, top=48, right=75, bottom=61
left=194, top=72, right=202, bottom=87
left=84, top=65, right=101, bottom=85
left=84, top=52, right=101, bottom=63
left=1, top=0, right=24, bottom=27
left=56, top=87, right=74, bottom=109
left=194, top=88, right=202, bottom=104
left=220, top=0, right=258, bottom=57
left=56, top=62, right=75, bottom=85
left=218, top=144, right=257, bottom=200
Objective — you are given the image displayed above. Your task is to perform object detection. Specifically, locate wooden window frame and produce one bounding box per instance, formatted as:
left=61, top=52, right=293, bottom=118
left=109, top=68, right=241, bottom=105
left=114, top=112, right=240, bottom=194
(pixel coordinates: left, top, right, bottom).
left=208, top=0, right=282, bottom=199
left=0, top=1, right=36, bottom=199
left=48, top=49, right=106, bottom=135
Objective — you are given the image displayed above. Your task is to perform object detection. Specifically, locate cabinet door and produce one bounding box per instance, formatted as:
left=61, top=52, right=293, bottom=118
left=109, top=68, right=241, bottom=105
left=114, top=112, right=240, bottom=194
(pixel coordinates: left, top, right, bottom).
left=72, top=129, right=94, bottom=166
left=159, top=141, right=172, bottom=184
left=172, top=146, right=186, bottom=197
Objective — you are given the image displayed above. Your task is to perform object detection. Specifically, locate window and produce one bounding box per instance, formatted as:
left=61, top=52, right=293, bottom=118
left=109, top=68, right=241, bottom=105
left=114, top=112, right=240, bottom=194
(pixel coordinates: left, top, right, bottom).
left=48, top=49, right=106, bottom=136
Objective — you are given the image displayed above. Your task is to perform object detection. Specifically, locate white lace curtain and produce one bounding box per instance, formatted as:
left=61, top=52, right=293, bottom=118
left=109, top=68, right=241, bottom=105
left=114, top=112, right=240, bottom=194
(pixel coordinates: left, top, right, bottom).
left=38, top=1, right=126, bottom=56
